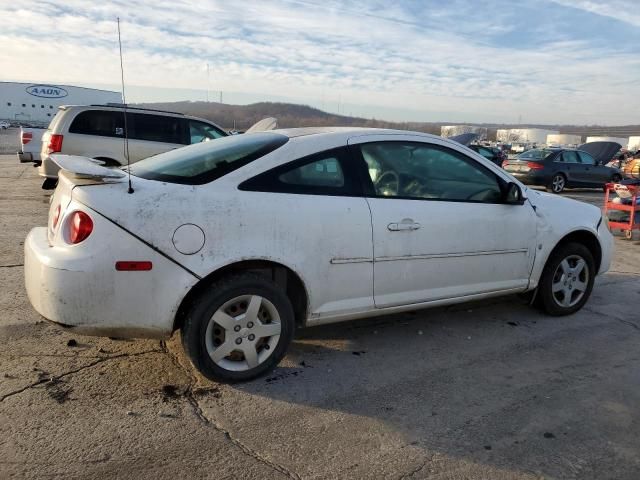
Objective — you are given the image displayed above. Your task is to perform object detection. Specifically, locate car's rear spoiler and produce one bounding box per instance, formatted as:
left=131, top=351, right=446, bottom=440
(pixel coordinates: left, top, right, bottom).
left=50, top=155, right=126, bottom=181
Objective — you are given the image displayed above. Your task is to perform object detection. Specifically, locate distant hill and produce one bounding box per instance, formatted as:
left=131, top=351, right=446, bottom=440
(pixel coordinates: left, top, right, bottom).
left=134, top=100, right=640, bottom=140
left=134, top=101, right=442, bottom=134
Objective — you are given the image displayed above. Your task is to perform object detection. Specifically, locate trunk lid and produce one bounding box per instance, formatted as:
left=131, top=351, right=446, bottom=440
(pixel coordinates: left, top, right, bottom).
left=503, top=159, right=533, bottom=173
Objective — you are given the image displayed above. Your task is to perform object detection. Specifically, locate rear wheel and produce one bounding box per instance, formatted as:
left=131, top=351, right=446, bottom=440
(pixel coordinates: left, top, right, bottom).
left=547, top=173, right=566, bottom=193
left=537, top=242, right=595, bottom=316
left=181, top=273, right=294, bottom=383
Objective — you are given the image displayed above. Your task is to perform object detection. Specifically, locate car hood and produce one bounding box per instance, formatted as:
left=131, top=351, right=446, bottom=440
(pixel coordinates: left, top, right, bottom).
left=578, top=141, right=622, bottom=164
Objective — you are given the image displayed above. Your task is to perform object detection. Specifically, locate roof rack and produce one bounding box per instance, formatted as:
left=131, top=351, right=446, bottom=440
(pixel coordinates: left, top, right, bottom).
left=89, top=104, right=185, bottom=116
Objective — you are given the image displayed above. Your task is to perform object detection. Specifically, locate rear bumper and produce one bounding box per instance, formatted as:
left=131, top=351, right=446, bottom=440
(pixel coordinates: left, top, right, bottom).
left=24, top=222, right=198, bottom=338
left=37, top=156, right=60, bottom=179
left=17, top=151, right=33, bottom=163
left=509, top=172, right=548, bottom=186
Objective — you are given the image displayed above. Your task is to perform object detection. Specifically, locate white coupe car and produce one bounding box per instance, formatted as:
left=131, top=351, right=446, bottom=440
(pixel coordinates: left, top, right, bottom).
left=25, top=128, right=613, bottom=382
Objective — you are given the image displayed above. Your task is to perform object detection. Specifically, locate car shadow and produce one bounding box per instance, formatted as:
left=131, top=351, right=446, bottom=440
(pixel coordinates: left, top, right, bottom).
left=215, top=277, right=640, bottom=478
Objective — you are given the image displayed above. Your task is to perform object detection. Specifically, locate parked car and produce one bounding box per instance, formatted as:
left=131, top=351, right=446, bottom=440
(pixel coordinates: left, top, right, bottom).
left=0, top=120, right=10, bottom=130
left=502, top=142, right=623, bottom=193
left=38, top=104, right=229, bottom=189
left=17, top=126, right=45, bottom=163
left=25, top=128, right=613, bottom=382
left=468, top=144, right=506, bottom=166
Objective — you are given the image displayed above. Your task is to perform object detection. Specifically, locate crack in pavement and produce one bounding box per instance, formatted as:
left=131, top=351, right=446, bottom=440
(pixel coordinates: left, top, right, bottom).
left=0, top=349, right=163, bottom=402
left=0, top=264, right=24, bottom=268
left=583, top=306, right=640, bottom=332
left=159, top=340, right=302, bottom=480
left=397, top=457, right=432, bottom=480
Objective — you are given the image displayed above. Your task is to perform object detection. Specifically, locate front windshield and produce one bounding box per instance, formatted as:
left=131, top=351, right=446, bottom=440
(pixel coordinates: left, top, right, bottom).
left=129, top=132, right=288, bottom=185
left=517, top=149, right=555, bottom=160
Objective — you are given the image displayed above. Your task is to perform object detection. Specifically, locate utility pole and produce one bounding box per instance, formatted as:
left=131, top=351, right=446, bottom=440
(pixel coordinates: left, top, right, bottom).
left=206, top=63, right=210, bottom=102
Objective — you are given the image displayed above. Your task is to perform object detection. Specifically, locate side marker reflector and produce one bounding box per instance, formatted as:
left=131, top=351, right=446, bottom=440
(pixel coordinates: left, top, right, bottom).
left=116, top=261, right=153, bottom=271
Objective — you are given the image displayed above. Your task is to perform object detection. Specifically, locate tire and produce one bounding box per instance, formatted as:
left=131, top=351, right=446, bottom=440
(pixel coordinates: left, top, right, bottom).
left=181, top=273, right=295, bottom=383
left=547, top=173, right=566, bottom=193
left=42, top=178, right=57, bottom=190
left=537, top=242, right=595, bottom=316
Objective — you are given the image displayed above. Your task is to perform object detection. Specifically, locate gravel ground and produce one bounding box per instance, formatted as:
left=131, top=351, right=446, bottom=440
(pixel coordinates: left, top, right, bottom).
left=1, top=154, right=639, bottom=479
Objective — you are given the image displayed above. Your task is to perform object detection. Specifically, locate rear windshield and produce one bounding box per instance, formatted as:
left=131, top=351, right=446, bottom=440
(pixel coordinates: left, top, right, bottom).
left=129, top=132, right=289, bottom=185
left=517, top=149, right=555, bottom=160
left=47, top=109, right=66, bottom=131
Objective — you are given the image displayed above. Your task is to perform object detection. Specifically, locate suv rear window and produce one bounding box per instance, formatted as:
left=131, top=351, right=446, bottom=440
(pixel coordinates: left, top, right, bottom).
left=129, top=132, right=289, bottom=185
left=69, top=110, right=124, bottom=137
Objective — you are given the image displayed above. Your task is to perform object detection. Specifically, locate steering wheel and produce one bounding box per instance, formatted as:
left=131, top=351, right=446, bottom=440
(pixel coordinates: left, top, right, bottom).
left=375, top=171, right=400, bottom=196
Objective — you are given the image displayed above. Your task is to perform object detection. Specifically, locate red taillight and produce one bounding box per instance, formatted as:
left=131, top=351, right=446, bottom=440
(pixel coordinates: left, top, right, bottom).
left=52, top=204, right=61, bottom=229
left=115, top=261, right=153, bottom=271
left=47, top=134, right=63, bottom=154
left=527, top=162, right=544, bottom=170
left=22, top=132, right=33, bottom=145
left=68, top=211, right=93, bottom=244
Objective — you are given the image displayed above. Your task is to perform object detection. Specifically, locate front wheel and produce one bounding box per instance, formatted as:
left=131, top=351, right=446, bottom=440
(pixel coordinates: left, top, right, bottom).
left=547, top=174, right=566, bottom=193
left=537, top=242, right=595, bottom=316
left=181, top=273, right=295, bottom=383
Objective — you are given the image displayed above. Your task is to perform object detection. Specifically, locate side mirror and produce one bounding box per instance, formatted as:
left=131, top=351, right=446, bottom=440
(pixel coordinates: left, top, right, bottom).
left=505, top=182, right=525, bottom=205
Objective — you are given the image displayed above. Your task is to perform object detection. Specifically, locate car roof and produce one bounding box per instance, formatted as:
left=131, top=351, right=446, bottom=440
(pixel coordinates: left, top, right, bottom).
left=273, top=126, right=445, bottom=143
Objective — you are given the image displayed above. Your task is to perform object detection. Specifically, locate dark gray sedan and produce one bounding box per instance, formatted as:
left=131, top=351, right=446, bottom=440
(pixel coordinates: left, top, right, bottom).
left=503, top=142, right=623, bottom=193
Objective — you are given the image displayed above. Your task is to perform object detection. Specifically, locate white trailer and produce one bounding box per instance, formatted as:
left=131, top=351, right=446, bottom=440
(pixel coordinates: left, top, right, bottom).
left=547, top=134, right=582, bottom=147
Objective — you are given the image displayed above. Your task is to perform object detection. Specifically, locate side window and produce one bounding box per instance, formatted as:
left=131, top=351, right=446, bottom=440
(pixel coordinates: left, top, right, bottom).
left=562, top=151, right=579, bottom=163
left=189, top=120, right=226, bottom=144
left=577, top=151, right=596, bottom=165
left=69, top=110, right=125, bottom=137
left=239, top=147, right=356, bottom=196
left=279, top=157, right=344, bottom=187
left=359, top=142, right=503, bottom=203
left=130, top=113, right=184, bottom=144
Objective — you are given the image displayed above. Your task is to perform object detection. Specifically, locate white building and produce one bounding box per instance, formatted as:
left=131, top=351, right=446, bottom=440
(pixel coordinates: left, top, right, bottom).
left=627, top=136, right=640, bottom=152
left=497, top=128, right=559, bottom=145
left=546, top=134, right=582, bottom=147
left=585, top=136, right=628, bottom=147
left=0, top=82, right=121, bottom=125
left=441, top=125, right=488, bottom=140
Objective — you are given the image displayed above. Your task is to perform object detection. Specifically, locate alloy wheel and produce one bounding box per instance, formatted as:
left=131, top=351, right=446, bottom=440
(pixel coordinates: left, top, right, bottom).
left=552, top=175, right=565, bottom=193
left=205, top=295, right=281, bottom=372
left=551, top=255, right=589, bottom=308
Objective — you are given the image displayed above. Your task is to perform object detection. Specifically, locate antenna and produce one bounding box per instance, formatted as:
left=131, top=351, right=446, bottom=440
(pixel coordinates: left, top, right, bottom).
left=117, top=17, right=133, bottom=194
left=206, top=63, right=210, bottom=102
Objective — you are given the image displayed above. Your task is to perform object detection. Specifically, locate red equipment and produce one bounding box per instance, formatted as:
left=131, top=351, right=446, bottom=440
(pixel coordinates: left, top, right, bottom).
left=604, top=183, right=640, bottom=240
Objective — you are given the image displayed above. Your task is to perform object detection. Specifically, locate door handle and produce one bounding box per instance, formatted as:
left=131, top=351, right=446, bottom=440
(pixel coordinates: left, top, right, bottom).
left=388, top=220, right=421, bottom=231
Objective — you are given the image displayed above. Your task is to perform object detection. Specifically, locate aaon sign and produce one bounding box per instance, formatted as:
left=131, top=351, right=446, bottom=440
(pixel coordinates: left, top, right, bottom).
left=26, top=84, right=69, bottom=99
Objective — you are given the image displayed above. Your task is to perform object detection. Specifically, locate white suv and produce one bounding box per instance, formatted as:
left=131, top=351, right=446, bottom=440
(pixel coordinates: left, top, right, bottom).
left=39, top=105, right=227, bottom=188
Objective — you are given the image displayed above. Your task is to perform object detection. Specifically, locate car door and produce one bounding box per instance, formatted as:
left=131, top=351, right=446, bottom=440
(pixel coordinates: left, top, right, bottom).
left=349, top=135, right=537, bottom=308
left=577, top=151, right=611, bottom=185
left=561, top=150, right=592, bottom=185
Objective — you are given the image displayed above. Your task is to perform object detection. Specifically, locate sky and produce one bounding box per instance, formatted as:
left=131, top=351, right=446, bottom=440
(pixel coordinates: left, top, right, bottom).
left=1, top=0, right=639, bottom=125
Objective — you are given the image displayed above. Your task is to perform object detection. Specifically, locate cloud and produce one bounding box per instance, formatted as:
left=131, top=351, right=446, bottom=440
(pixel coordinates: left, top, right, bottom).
left=0, top=0, right=639, bottom=124
left=548, top=0, right=640, bottom=28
